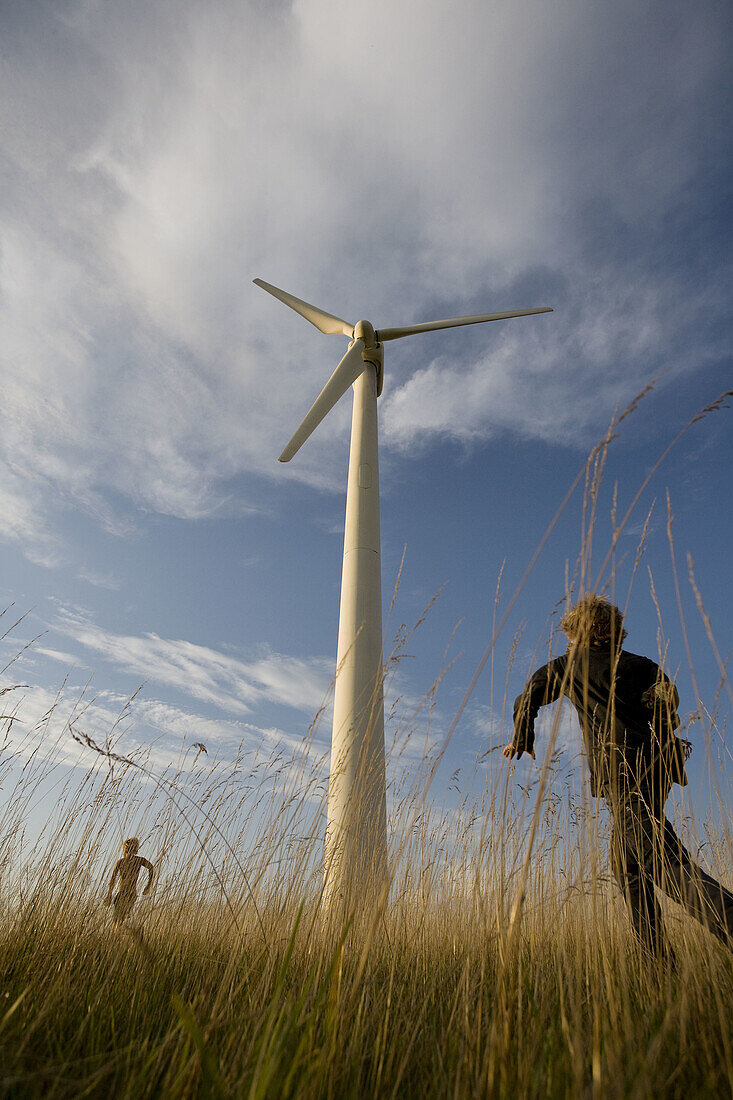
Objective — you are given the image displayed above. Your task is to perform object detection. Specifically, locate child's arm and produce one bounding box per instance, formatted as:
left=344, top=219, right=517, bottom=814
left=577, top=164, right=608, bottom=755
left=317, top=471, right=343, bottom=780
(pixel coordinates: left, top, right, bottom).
left=141, top=859, right=155, bottom=895
left=105, top=860, right=122, bottom=904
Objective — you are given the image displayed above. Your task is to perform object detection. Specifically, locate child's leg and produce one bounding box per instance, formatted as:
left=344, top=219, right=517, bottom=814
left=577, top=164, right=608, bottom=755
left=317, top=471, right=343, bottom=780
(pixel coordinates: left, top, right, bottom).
left=112, top=892, right=136, bottom=924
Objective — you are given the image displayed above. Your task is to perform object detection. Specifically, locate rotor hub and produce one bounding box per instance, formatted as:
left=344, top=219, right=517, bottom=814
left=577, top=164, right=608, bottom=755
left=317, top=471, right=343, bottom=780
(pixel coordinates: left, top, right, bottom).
left=353, top=319, right=376, bottom=346
left=353, top=320, right=383, bottom=395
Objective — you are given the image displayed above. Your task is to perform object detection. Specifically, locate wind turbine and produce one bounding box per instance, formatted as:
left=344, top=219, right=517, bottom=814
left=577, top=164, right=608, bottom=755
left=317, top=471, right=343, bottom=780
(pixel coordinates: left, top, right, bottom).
left=254, top=277, right=552, bottom=915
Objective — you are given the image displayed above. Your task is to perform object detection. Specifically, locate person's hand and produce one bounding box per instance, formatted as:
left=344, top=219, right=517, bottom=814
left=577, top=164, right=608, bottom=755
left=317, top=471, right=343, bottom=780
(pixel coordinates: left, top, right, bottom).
left=143, top=887, right=150, bottom=895
left=503, top=743, right=535, bottom=760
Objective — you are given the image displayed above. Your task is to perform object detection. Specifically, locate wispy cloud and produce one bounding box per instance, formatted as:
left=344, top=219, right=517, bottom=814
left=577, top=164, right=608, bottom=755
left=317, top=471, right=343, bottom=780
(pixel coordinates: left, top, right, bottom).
left=0, top=465, right=67, bottom=567
left=0, top=679, right=329, bottom=779
left=53, top=606, right=333, bottom=717
left=76, top=568, right=122, bottom=590
left=35, top=646, right=87, bottom=668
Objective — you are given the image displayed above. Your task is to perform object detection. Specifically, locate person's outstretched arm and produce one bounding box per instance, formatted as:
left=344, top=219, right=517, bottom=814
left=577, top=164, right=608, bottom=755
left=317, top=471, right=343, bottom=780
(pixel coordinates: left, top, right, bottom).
left=504, top=657, right=565, bottom=760
left=141, top=859, right=154, bottom=895
left=105, top=860, right=122, bottom=905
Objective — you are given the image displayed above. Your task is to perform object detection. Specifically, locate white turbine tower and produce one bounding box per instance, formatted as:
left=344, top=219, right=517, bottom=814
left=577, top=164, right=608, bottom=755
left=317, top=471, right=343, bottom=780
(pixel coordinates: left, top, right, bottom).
left=255, top=277, right=552, bottom=916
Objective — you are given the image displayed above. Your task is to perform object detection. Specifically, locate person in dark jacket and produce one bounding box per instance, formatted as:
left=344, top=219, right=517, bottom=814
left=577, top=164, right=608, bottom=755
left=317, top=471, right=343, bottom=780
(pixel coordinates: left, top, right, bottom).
left=505, top=595, right=732, bottom=962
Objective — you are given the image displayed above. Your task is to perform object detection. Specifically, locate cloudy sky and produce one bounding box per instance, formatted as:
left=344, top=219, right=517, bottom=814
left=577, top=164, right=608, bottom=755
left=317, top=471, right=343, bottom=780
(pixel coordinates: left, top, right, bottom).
left=1, top=0, right=731, bottom=844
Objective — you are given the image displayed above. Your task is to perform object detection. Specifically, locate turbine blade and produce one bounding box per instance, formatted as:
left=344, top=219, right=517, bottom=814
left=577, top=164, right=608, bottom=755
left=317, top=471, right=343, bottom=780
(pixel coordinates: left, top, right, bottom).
left=279, top=340, right=366, bottom=462
left=378, top=306, right=553, bottom=341
left=254, top=278, right=354, bottom=337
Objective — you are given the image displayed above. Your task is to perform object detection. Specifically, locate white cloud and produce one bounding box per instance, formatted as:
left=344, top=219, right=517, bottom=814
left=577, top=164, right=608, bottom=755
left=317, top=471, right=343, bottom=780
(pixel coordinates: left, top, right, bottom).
left=53, top=605, right=333, bottom=717
left=76, top=568, right=121, bottom=590
left=381, top=295, right=669, bottom=451
left=0, top=0, right=729, bottom=560
left=0, top=681, right=120, bottom=771
left=0, top=679, right=330, bottom=782
left=35, top=646, right=87, bottom=667
left=534, top=698, right=584, bottom=759
left=0, top=464, right=67, bottom=567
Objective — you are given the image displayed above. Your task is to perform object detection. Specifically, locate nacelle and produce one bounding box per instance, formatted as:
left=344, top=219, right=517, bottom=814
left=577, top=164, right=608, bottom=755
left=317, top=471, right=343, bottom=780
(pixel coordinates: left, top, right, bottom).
left=353, top=321, right=383, bottom=394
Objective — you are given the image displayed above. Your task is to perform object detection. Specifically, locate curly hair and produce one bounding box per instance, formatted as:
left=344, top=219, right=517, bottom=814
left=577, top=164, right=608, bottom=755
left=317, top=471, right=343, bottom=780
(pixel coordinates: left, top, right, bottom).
left=560, top=595, right=627, bottom=647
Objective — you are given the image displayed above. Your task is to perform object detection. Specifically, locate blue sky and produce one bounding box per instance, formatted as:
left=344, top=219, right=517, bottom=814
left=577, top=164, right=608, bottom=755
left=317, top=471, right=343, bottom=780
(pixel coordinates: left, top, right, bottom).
left=0, top=0, right=731, bottom=850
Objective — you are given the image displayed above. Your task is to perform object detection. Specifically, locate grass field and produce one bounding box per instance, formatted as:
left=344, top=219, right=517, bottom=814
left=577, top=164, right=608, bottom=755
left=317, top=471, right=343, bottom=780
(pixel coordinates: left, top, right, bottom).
left=0, top=684, right=731, bottom=1099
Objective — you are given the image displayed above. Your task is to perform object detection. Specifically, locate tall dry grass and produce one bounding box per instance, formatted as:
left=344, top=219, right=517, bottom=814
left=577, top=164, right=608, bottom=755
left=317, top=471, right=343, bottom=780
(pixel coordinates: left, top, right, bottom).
left=0, top=392, right=731, bottom=1098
